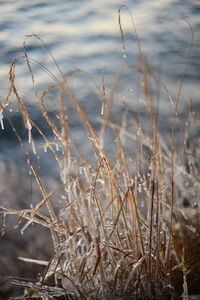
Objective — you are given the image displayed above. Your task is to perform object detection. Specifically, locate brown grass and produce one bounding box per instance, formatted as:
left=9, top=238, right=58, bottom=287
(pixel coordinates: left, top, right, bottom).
left=0, top=6, right=199, bottom=300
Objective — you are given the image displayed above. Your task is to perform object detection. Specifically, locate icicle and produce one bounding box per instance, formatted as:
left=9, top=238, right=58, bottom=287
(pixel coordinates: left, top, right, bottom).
left=61, top=166, right=67, bottom=185
left=27, top=119, right=32, bottom=143
left=122, top=49, right=127, bottom=58
left=169, top=95, right=174, bottom=107
left=65, top=184, right=70, bottom=193
left=27, top=158, right=31, bottom=166
left=101, top=103, right=104, bottom=116
left=0, top=111, right=4, bottom=130
left=20, top=219, right=33, bottom=234
left=31, top=139, right=37, bottom=155
left=136, top=127, right=141, bottom=136
left=79, top=166, right=83, bottom=175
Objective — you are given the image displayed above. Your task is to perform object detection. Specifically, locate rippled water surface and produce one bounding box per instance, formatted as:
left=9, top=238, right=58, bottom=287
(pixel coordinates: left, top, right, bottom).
left=0, top=0, right=199, bottom=99
left=0, top=0, right=199, bottom=155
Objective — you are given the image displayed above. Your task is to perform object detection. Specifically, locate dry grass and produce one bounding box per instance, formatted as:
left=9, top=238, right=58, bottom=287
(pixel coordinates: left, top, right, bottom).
left=0, top=6, right=200, bottom=300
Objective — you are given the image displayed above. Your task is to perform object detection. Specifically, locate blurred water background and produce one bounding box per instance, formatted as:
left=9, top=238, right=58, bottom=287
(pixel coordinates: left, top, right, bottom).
left=1, top=0, right=200, bottom=103
left=0, top=0, right=199, bottom=169
left=0, top=0, right=199, bottom=150
left=0, top=1, right=199, bottom=121
left=0, top=0, right=200, bottom=296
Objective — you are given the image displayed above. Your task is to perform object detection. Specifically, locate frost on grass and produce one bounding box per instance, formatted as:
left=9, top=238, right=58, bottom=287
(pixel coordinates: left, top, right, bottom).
left=0, top=12, right=199, bottom=300
left=0, top=110, right=4, bottom=130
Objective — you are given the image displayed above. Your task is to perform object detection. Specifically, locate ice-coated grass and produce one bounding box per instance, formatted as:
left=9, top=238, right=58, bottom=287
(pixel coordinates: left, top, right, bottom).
left=0, top=6, right=199, bottom=300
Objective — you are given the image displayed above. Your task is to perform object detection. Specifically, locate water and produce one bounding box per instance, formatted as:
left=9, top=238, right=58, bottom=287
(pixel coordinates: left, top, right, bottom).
left=0, top=0, right=199, bottom=170
left=0, top=0, right=199, bottom=98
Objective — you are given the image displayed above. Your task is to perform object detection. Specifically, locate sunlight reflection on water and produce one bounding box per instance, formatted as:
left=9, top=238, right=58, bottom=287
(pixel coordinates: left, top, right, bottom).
left=0, top=0, right=199, bottom=123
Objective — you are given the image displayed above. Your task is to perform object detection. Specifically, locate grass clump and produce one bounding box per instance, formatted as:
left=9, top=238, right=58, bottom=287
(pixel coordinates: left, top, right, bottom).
left=0, top=6, right=199, bottom=300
